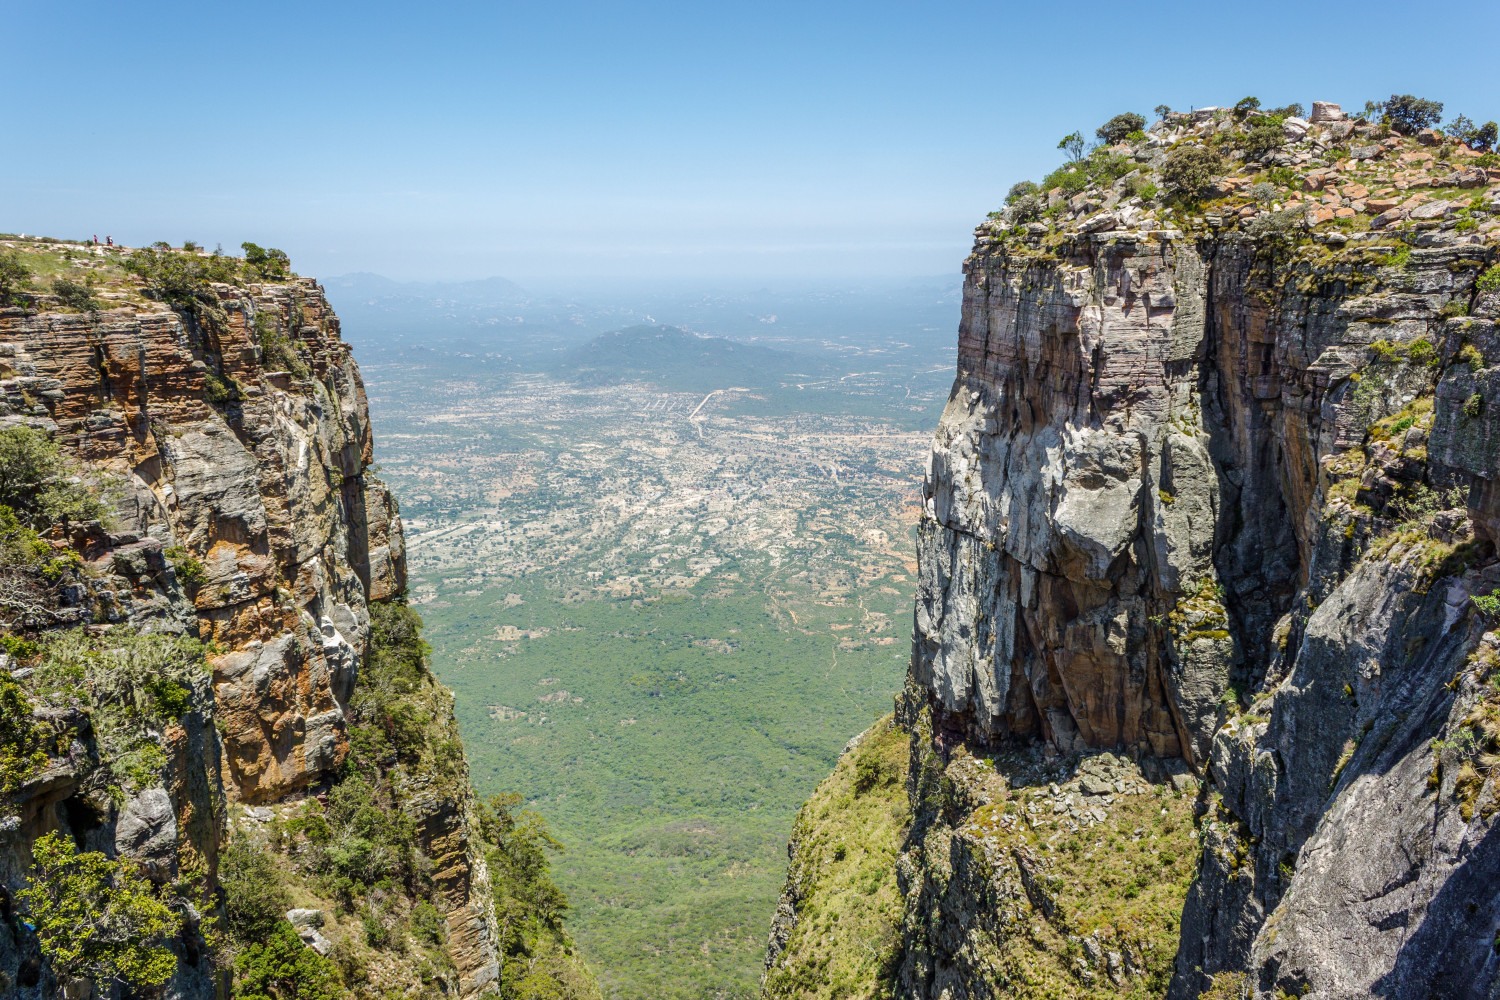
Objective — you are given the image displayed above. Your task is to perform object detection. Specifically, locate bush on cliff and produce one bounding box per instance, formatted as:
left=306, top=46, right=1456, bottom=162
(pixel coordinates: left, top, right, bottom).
left=1162, top=145, right=1226, bottom=203
left=233, top=923, right=343, bottom=1000
left=0, top=251, right=29, bottom=306
left=19, top=831, right=181, bottom=992
left=242, top=243, right=292, bottom=282
left=221, top=840, right=293, bottom=943
left=51, top=275, right=100, bottom=312
left=0, top=425, right=108, bottom=528
left=1096, top=113, right=1145, bottom=144
left=1042, top=148, right=1133, bottom=195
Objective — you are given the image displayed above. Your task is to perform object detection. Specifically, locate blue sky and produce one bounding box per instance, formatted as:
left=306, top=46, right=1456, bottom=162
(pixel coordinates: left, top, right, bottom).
left=6, top=0, right=1497, bottom=284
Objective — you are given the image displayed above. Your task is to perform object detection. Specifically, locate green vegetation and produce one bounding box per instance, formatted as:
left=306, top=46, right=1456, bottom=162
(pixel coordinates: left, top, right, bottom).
left=234, top=924, right=344, bottom=1000
left=1162, top=145, right=1226, bottom=203
left=255, top=313, right=312, bottom=378
left=19, top=831, right=181, bottom=992
left=1382, top=94, right=1443, bottom=135
left=0, top=250, right=29, bottom=305
left=26, top=629, right=209, bottom=802
left=1445, top=115, right=1497, bottom=152
left=1096, top=113, right=1145, bottom=145
left=761, top=717, right=909, bottom=1000
left=1478, top=265, right=1500, bottom=293
left=0, top=670, right=50, bottom=793
left=220, top=840, right=294, bottom=943
left=422, top=579, right=909, bottom=1000
left=1057, top=131, right=1085, bottom=164
left=51, top=275, right=100, bottom=312
left=241, top=242, right=292, bottom=281
left=217, top=598, right=598, bottom=1000
left=1041, top=147, right=1133, bottom=196
left=164, top=545, right=208, bottom=588
left=0, top=425, right=109, bottom=528
left=478, top=794, right=599, bottom=1000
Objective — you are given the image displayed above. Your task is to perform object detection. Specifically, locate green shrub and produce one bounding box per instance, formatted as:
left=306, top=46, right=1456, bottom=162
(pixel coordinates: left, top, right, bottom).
left=1379, top=245, right=1412, bottom=269
left=0, top=426, right=107, bottom=527
left=1162, top=145, right=1226, bottom=202
left=1243, top=120, right=1286, bottom=158
left=1267, top=102, right=1304, bottom=119
left=234, top=922, right=343, bottom=1000
left=1458, top=343, right=1484, bottom=371
left=0, top=250, right=30, bottom=305
left=121, top=245, right=239, bottom=337
left=1445, top=115, right=1497, bottom=152
left=1383, top=94, right=1443, bottom=135
left=203, top=371, right=235, bottom=405
left=221, top=840, right=292, bottom=943
left=1096, top=112, right=1145, bottom=144
left=410, top=899, right=447, bottom=947
left=19, top=832, right=180, bottom=991
left=1005, top=180, right=1038, bottom=204
left=1464, top=393, right=1483, bottom=418
left=164, top=545, right=207, bottom=587
left=1406, top=338, right=1439, bottom=368
left=0, top=504, right=50, bottom=568
left=1232, top=96, right=1261, bottom=119
left=254, top=313, right=312, bottom=378
left=0, top=672, right=49, bottom=793
left=1478, top=265, right=1500, bottom=293
left=51, top=276, right=100, bottom=312
left=241, top=243, right=292, bottom=282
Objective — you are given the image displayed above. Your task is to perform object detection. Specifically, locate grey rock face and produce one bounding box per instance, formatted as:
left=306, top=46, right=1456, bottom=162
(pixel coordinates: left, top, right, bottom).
left=115, top=787, right=179, bottom=879
left=902, top=207, right=1500, bottom=998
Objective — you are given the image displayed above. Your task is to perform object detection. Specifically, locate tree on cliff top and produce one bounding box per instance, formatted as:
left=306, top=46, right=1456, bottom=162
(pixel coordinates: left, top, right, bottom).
left=241, top=242, right=291, bottom=281
left=0, top=251, right=30, bottom=306
left=1162, top=145, right=1226, bottom=203
left=1383, top=94, right=1443, bottom=134
left=1096, top=112, right=1145, bottom=144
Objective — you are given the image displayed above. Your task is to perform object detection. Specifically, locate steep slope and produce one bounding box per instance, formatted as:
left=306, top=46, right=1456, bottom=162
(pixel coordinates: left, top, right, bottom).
left=0, top=238, right=594, bottom=1000
left=767, top=101, right=1500, bottom=999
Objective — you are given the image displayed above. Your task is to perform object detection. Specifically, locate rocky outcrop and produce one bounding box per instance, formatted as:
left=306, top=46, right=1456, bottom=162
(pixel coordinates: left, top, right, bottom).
left=0, top=243, right=498, bottom=999
left=777, top=103, right=1500, bottom=1000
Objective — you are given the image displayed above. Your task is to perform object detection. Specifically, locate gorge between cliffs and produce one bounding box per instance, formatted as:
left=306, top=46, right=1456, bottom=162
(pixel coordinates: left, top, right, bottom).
left=2, top=96, right=1500, bottom=1000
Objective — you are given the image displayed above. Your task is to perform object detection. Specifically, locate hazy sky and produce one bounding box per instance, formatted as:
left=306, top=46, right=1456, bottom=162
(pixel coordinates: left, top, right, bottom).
left=6, top=0, right=1497, bottom=284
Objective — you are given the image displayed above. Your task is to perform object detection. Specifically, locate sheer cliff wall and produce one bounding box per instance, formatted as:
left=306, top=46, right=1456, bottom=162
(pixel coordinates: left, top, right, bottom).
left=0, top=262, right=500, bottom=998
left=769, top=105, right=1500, bottom=1000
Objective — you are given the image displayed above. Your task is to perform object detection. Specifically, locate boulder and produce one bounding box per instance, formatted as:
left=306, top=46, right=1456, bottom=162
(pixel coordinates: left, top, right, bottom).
left=116, top=787, right=178, bottom=879
left=1409, top=199, right=1450, bottom=220
left=1282, top=117, right=1310, bottom=141
left=1309, top=102, right=1346, bottom=123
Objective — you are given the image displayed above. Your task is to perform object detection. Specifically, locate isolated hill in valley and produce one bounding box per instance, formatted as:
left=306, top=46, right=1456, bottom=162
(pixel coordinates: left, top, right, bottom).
left=561, top=324, right=831, bottom=392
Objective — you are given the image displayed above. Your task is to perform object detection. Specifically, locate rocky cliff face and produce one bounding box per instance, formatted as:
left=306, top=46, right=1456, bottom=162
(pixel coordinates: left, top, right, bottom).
left=770, top=102, right=1500, bottom=999
left=0, top=242, right=499, bottom=998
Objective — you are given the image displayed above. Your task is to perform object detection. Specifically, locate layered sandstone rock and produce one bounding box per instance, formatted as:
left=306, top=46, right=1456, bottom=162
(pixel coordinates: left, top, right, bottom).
left=0, top=250, right=498, bottom=999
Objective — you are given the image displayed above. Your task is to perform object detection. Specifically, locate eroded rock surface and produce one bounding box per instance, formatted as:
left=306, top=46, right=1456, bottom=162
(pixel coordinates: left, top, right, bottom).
left=793, top=104, right=1500, bottom=1000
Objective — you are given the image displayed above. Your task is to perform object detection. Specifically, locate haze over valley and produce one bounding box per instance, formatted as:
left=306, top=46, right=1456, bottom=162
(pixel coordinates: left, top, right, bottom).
left=336, top=279, right=959, bottom=998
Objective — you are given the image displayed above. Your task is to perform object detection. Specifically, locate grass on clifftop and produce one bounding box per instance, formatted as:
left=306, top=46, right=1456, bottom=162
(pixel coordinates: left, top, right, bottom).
left=761, top=715, right=910, bottom=1000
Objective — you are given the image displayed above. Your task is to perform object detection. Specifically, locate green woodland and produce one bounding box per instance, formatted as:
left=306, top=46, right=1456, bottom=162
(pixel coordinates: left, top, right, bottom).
left=420, top=577, right=912, bottom=999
